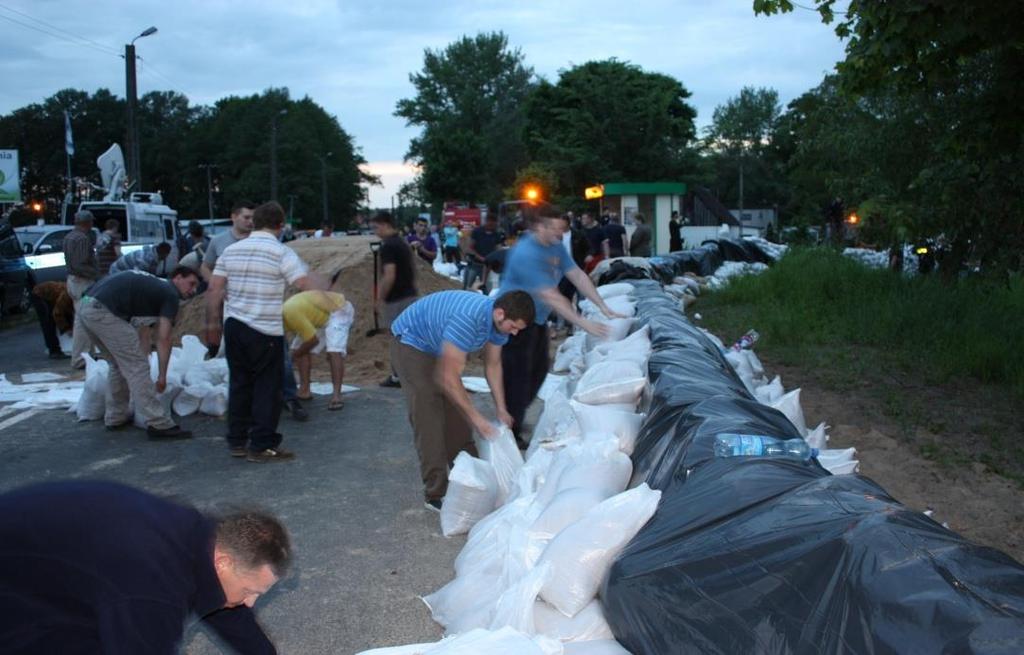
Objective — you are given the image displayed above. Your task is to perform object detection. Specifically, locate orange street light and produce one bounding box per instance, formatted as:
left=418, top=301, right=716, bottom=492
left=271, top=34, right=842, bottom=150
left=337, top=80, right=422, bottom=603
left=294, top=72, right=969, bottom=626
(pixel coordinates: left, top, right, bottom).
left=31, top=201, right=43, bottom=212
left=524, top=185, right=540, bottom=202
left=846, top=213, right=860, bottom=225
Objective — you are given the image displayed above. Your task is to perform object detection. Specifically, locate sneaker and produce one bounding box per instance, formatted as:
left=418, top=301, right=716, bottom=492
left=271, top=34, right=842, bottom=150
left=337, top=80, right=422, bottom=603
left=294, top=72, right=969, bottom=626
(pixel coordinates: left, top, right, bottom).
left=246, top=448, right=296, bottom=463
left=379, top=375, right=402, bottom=388
left=147, top=425, right=193, bottom=440
left=229, top=446, right=247, bottom=458
left=424, top=499, right=442, bottom=513
left=286, top=399, right=309, bottom=422
left=49, top=351, right=70, bottom=360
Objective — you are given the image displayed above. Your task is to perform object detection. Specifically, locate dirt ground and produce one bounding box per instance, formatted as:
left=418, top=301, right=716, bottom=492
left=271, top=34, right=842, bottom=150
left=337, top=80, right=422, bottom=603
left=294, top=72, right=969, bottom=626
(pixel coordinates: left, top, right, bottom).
left=763, top=353, right=1024, bottom=563
left=172, top=237, right=472, bottom=385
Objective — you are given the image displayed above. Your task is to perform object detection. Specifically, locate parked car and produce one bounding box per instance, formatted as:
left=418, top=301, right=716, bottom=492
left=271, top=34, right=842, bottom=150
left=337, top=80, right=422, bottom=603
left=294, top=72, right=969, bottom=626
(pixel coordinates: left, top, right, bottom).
left=16, top=225, right=102, bottom=284
left=0, top=220, right=31, bottom=316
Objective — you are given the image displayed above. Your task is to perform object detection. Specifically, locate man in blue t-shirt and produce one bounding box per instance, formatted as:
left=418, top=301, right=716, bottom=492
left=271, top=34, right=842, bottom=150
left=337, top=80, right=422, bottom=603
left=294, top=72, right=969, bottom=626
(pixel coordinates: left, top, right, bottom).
left=498, top=204, right=625, bottom=443
left=390, top=289, right=535, bottom=511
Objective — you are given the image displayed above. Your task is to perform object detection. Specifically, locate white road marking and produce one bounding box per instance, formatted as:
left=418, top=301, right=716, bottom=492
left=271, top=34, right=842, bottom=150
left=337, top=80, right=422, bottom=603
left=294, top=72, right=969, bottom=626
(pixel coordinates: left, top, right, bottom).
left=0, top=409, right=40, bottom=432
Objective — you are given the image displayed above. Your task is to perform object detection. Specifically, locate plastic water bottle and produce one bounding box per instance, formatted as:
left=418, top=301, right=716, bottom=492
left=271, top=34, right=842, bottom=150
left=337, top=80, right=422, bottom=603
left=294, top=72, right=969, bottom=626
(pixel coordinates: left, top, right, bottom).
left=731, top=329, right=760, bottom=351
left=714, top=433, right=818, bottom=461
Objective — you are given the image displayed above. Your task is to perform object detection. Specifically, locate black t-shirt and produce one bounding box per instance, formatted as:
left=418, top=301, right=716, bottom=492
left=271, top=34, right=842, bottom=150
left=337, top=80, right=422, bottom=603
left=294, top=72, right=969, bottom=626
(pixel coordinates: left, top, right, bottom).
left=604, top=223, right=627, bottom=257
left=89, top=270, right=180, bottom=322
left=583, top=225, right=607, bottom=257
left=380, top=234, right=417, bottom=302
left=469, top=226, right=505, bottom=263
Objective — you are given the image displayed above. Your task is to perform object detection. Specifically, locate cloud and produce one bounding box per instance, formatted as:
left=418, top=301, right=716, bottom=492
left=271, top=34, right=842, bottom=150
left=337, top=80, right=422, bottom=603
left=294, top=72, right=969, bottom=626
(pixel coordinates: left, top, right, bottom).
left=2, top=0, right=846, bottom=207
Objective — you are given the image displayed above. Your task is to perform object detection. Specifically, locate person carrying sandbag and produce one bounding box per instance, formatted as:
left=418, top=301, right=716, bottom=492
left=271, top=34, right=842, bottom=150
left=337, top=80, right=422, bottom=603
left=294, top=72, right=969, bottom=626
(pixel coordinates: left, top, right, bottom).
left=390, top=289, right=535, bottom=512
left=74, top=268, right=200, bottom=439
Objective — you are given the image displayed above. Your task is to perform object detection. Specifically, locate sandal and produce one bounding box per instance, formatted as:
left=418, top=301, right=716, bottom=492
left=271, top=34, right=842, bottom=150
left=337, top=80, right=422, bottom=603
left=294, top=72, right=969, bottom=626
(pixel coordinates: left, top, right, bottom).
left=328, top=399, right=345, bottom=411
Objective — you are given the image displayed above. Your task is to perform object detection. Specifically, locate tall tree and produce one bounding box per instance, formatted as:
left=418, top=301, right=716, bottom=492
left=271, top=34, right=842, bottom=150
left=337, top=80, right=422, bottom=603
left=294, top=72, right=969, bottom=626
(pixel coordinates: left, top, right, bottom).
left=524, top=60, right=698, bottom=205
left=395, top=32, right=534, bottom=206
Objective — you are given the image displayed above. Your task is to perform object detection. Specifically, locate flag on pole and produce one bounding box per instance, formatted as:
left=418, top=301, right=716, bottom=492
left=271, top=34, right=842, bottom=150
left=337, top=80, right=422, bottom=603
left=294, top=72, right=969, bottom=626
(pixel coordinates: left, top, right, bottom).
left=64, top=110, right=74, bottom=157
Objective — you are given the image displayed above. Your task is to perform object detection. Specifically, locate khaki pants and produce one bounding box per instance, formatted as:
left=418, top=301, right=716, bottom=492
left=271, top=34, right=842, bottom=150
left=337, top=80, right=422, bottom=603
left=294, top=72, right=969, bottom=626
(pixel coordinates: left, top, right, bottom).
left=66, top=275, right=95, bottom=368
left=382, top=295, right=418, bottom=379
left=76, top=299, right=174, bottom=429
left=392, top=341, right=477, bottom=501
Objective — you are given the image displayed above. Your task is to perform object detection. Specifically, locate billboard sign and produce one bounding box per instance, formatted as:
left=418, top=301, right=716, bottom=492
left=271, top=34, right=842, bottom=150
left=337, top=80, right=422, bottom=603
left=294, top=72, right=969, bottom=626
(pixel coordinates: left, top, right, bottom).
left=0, top=150, right=20, bottom=202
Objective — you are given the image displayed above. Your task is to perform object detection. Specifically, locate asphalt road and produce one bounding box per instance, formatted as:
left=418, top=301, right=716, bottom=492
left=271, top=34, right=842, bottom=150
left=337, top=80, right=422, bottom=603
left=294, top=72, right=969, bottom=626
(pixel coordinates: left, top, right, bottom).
left=0, top=318, right=508, bottom=654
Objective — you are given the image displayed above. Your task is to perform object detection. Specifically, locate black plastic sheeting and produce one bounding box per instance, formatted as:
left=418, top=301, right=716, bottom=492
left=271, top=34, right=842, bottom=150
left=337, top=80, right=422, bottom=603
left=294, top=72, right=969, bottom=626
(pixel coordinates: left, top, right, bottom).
left=602, top=281, right=1024, bottom=654
left=598, top=239, right=774, bottom=285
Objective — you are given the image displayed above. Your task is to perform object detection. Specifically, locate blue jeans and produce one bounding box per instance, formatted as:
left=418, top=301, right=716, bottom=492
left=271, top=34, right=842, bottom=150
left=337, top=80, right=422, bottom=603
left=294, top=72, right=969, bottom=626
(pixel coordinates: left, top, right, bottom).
left=282, top=347, right=297, bottom=402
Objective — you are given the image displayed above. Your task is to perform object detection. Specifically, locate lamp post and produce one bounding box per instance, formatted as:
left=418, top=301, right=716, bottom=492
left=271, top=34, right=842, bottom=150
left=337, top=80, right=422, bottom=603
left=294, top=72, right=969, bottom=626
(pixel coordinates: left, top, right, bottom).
left=270, top=108, right=287, bottom=202
left=198, top=163, right=216, bottom=220
left=316, top=152, right=332, bottom=225
left=124, top=25, right=157, bottom=191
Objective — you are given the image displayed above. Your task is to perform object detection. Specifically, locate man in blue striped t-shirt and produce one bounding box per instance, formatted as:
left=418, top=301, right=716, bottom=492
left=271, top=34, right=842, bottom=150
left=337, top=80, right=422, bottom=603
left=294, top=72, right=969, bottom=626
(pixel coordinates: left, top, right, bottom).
left=390, top=289, right=535, bottom=511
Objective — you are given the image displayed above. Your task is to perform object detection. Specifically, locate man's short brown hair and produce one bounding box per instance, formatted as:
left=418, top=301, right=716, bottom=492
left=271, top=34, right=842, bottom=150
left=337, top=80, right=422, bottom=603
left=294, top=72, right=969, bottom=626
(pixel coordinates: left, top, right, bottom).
left=215, top=510, right=292, bottom=577
left=494, top=290, right=536, bottom=324
left=253, top=202, right=286, bottom=231
left=522, top=202, right=566, bottom=229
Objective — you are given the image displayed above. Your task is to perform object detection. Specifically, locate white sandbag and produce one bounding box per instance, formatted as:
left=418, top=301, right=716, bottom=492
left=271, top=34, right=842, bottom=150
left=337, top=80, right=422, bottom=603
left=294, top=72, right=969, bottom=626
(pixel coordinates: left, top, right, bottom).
left=455, top=497, right=538, bottom=578
left=572, top=361, right=646, bottom=406
left=818, top=447, right=859, bottom=475
left=534, top=441, right=632, bottom=509
left=530, top=487, right=609, bottom=541
left=586, top=318, right=634, bottom=349
left=184, top=358, right=229, bottom=387
left=563, top=640, right=631, bottom=655
left=76, top=354, right=109, bottom=422
left=740, top=349, right=765, bottom=378
left=508, top=448, right=556, bottom=504
left=584, top=325, right=651, bottom=369
left=754, top=375, right=784, bottom=405
left=173, top=383, right=210, bottom=416
left=724, top=350, right=754, bottom=380
left=538, top=484, right=661, bottom=617
left=805, top=422, right=829, bottom=450
left=489, top=561, right=552, bottom=634
left=553, top=334, right=586, bottom=373
left=580, top=296, right=635, bottom=319
left=770, top=388, right=809, bottom=437
left=534, top=599, right=614, bottom=643
left=571, top=400, right=644, bottom=455
left=199, top=383, right=228, bottom=416
left=478, top=426, right=525, bottom=506
left=132, top=382, right=181, bottom=428
left=357, top=627, right=562, bottom=655
left=595, top=282, right=634, bottom=299
left=442, top=453, right=499, bottom=537
left=673, top=276, right=701, bottom=295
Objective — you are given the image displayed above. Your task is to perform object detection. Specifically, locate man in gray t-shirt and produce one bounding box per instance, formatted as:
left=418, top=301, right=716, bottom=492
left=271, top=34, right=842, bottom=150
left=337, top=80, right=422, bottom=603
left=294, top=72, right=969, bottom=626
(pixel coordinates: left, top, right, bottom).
left=199, top=201, right=254, bottom=281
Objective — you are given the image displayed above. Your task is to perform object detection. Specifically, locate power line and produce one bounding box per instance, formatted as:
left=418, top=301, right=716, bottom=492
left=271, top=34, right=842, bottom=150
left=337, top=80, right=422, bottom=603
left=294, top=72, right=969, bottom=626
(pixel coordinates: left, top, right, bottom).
left=137, top=56, right=178, bottom=91
left=792, top=2, right=849, bottom=16
left=0, top=3, right=121, bottom=56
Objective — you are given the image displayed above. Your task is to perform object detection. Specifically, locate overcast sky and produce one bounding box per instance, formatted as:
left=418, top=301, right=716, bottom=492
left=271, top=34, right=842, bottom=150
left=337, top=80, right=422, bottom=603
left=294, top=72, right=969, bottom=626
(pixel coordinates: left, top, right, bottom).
left=1, top=0, right=847, bottom=207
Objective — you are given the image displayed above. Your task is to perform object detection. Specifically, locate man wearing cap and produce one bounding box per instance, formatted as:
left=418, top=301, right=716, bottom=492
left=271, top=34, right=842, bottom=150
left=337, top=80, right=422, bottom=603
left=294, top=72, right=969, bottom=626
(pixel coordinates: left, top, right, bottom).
left=63, top=210, right=100, bottom=369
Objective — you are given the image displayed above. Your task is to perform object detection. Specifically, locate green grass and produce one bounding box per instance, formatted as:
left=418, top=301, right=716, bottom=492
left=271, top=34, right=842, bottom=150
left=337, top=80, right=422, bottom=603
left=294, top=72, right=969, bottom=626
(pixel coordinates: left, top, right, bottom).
left=704, top=248, right=1024, bottom=394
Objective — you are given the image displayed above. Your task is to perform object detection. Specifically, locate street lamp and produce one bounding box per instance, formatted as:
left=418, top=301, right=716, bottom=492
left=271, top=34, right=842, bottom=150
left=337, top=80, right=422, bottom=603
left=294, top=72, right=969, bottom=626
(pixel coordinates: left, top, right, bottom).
left=125, top=25, right=158, bottom=190
left=316, top=152, right=333, bottom=225
left=270, top=108, right=287, bottom=202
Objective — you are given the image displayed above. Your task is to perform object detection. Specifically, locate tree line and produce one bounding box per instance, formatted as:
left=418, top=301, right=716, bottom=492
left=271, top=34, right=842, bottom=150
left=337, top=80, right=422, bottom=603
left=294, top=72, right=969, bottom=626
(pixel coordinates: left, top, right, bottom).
left=0, top=87, right=374, bottom=228
left=397, top=6, right=1023, bottom=276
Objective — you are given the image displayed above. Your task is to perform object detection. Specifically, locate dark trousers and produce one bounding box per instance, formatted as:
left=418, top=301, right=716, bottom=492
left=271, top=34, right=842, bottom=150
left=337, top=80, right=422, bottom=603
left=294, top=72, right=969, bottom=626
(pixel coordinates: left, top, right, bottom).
left=224, top=318, right=284, bottom=452
left=30, top=294, right=61, bottom=354
left=501, top=322, right=550, bottom=439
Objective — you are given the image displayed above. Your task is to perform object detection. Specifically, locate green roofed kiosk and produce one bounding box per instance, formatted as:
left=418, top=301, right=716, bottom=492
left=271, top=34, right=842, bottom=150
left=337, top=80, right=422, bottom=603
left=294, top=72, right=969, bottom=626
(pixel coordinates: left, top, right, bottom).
left=585, top=182, right=687, bottom=255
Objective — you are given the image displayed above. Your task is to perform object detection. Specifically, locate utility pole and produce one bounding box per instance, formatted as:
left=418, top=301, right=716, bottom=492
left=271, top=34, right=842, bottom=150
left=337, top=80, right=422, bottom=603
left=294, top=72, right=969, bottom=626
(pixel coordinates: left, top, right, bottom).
left=124, top=26, right=157, bottom=191
left=737, top=151, right=745, bottom=239
left=287, top=194, right=297, bottom=223
left=270, top=108, right=287, bottom=201
left=198, top=164, right=216, bottom=220
left=316, top=152, right=332, bottom=225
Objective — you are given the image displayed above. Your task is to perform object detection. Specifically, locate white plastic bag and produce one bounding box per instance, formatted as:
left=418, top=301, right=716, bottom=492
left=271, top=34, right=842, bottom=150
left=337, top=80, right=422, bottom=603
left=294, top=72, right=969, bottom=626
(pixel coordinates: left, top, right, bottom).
left=818, top=447, right=859, bottom=475
left=571, top=400, right=645, bottom=455
left=538, top=484, right=661, bottom=617
left=76, top=354, right=109, bottom=421
left=357, top=627, right=562, bottom=655
left=553, top=334, right=586, bottom=373
left=805, top=422, right=829, bottom=450
left=489, top=561, right=552, bottom=634
left=584, top=325, right=651, bottom=369
left=770, top=388, right=809, bottom=437
left=534, top=599, right=614, bottom=643
left=173, top=383, right=209, bottom=416
left=586, top=318, right=634, bottom=348
left=530, top=487, right=609, bottom=541
left=199, top=383, right=228, bottom=416
left=754, top=375, right=784, bottom=405
left=534, top=441, right=632, bottom=509
left=478, top=426, right=525, bottom=506
left=563, top=640, right=631, bottom=654
left=573, top=361, right=646, bottom=406
left=442, top=453, right=499, bottom=537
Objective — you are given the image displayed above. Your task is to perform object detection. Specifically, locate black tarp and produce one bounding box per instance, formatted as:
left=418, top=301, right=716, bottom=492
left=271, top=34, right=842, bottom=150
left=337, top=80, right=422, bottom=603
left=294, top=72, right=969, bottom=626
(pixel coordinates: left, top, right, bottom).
left=602, top=282, right=1024, bottom=654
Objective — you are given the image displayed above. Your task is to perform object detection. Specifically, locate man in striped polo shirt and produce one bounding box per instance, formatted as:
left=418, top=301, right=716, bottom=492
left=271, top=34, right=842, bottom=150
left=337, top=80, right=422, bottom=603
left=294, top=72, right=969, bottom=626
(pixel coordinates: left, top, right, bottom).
left=390, top=289, right=535, bottom=511
left=205, top=201, right=323, bottom=463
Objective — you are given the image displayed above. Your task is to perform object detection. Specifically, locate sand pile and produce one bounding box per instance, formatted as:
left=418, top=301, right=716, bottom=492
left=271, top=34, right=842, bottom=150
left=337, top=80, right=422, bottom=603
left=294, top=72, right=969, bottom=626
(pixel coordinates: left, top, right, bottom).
left=172, top=236, right=468, bottom=385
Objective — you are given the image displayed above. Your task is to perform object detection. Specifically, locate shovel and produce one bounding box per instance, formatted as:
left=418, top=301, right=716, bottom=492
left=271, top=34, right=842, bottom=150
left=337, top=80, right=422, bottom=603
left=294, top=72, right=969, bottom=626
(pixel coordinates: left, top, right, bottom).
left=366, top=241, right=383, bottom=337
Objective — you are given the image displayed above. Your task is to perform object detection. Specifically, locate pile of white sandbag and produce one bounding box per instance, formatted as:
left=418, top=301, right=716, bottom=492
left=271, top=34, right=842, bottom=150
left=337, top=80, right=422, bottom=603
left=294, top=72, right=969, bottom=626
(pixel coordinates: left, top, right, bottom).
left=719, top=341, right=859, bottom=475
left=73, top=335, right=231, bottom=424
left=742, top=236, right=788, bottom=262
left=706, top=261, right=770, bottom=290
left=361, top=282, right=659, bottom=655
left=843, top=245, right=919, bottom=274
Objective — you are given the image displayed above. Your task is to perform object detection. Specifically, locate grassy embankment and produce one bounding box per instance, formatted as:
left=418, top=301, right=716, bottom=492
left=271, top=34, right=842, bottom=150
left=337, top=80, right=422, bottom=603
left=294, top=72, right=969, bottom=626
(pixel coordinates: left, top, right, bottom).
left=699, top=247, right=1024, bottom=483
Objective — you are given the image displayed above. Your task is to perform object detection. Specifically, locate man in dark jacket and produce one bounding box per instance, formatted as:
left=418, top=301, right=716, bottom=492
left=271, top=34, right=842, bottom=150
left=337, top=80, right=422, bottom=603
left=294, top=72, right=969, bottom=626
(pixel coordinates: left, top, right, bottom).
left=0, top=480, right=290, bottom=654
